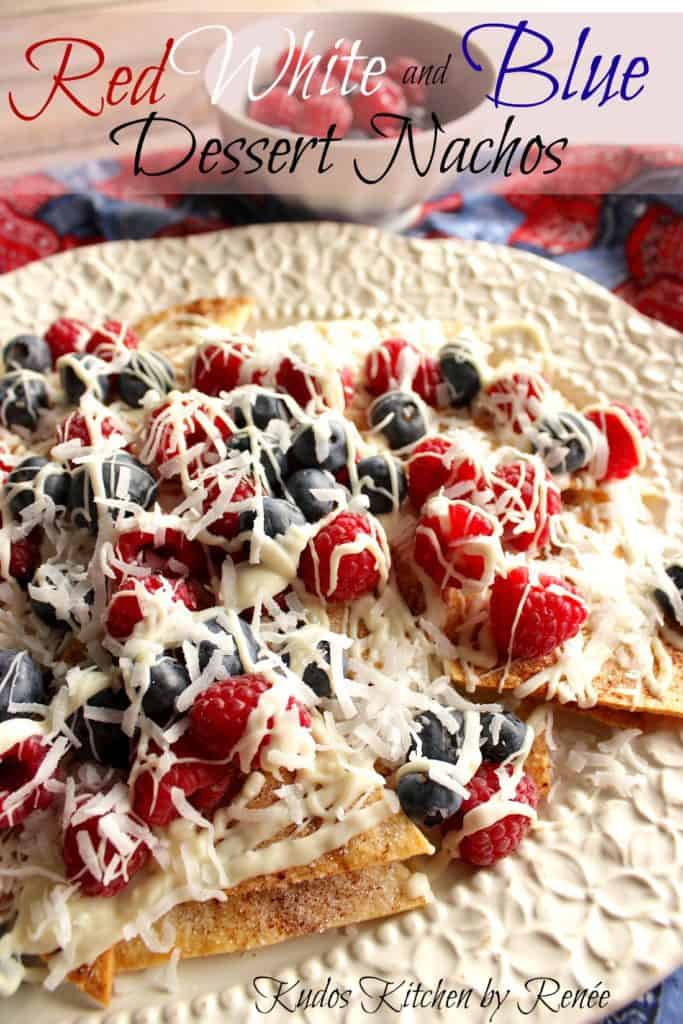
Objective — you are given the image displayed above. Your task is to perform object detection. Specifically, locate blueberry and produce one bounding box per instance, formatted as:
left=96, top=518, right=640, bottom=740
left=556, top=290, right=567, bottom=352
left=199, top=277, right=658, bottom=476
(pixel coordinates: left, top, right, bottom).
left=3, top=334, right=51, bottom=374
left=479, top=711, right=528, bottom=763
left=289, top=417, right=349, bottom=474
left=654, top=565, right=683, bottom=624
left=357, top=454, right=407, bottom=514
left=408, top=710, right=464, bottom=763
left=302, top=641, right=348, bottom=698
left=438, top=343, right=481, bottom=407
left=119, top=351, right=174, bottom=409
left=29, top=563, right=94, bottom=632
left=0, top=372, right=49, bottom=431
left=192, top=615, right=260, bottom=678
left=69, top=452, right=157, bottom=532
left=30, top=591, right=67, bottom=632
left=59, top=353, right=111, bottom=405
left=369, top=391, right=426, bottom=450
left=141, top=656, right=191, bottom=726
left=225, top=432, right=287, bottom=495
left=397, top=772, right=462, bottom=827
left=5, top=456, right=70, bottom=522
left=286, top=468, right=343, bottom=522
left=231, top=392, right=289, bottom=430
left=239, top=497, right=305, bottom=539
left=68, top=686, right=131, bottom=769
left=531, top=412, right=596, bottom=474
left=0, top=650, right=47, bottom=722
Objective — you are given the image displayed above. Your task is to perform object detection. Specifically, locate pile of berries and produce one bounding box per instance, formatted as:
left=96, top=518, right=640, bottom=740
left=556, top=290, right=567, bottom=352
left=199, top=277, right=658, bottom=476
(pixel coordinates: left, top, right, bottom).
left=397, top=708, right=538, bottom=866
left=0, top=303, right=661, bottom=907
left=247, top=41, right=431, bottom=140
left=478, top=369, right=649, bottom=485
left=0, top=317, right=175, bottom=435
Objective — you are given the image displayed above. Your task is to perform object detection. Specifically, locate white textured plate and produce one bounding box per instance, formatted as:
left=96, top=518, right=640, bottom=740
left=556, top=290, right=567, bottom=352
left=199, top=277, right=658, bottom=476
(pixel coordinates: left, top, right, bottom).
left=1, top=223, right=682, bottom=1024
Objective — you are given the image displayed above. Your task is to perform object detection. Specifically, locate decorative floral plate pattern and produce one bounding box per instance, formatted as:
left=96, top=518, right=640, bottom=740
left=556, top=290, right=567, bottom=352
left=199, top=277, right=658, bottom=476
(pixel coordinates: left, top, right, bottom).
left=0, top=223, right=681, bottom=1024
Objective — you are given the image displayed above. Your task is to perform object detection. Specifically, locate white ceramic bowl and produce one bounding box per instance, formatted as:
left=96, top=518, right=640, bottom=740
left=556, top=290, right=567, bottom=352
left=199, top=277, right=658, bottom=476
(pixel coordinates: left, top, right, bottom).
left=205, top=13, right=494, bottom=226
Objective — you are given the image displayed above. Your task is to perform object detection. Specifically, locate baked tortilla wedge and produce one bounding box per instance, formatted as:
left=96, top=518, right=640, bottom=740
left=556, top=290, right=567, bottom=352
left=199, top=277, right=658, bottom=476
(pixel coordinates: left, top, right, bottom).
left=113, top=860, right=427, bottom=975
left=67, top=948, right=116, bottom=1005
left=66, top=807, right=431, bottom=1004
left=449, top=644, right=683, bottom=720
left=67, top=722, right=555, bottom=1005
left=390, top=533, right=683, bottom=725
left=72, top=734, right=553, bottom=1002
left=134, top=296, right=254, bottom=338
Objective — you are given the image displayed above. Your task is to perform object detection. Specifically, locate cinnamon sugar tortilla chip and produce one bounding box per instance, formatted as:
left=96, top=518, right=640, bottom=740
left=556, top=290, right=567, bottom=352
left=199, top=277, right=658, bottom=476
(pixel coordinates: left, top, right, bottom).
left=68, top=805, right=431, bottom=1003
left=67, top=947, right=114, bottom=1005
left=449, top=645, right=683, bottom=721
left=217, top=795, right=432, bottom=899
left=522, top=718, right=552, bottom=798
left=113, top=860, right=428, bottom=975
left=576, top=704, right=682, bottom=732
left=134, top=296, right=253, bottom=338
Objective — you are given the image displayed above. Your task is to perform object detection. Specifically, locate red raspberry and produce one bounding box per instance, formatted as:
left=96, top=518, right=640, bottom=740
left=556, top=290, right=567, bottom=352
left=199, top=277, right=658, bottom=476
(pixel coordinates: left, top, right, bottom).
left=0, top=447, right=12, bottom=484
left=386, top=57, right=427, bottom=105
left=352, top=77, right=407, bottom=136
left=585, top=404, right=648, bottom=482
left=450, top=763, right=538, bottom=867
left=62, top=802, right=151, bottom=897
left=298, top=511, right=385, bottom=602
left=412, top=354, right=444, bottom=407
left=248, top=87, right=300, bottom=129
left=407, top=437, right=483, bottom=511
left=483, top=371, right=548, bottom=434
left=190, top=765, right=241, bottom=816
left=275, top=357, right=351, bottom=409
left=44, top=317, right=90, bottom=364
left=407, top=437, right=452, bottom=509
left=191, top=339, right=254, bottom=396
left=292, top=69, right=331, bottom=99
left=132, top=736, right=238, bottom=827
left=415, top=498, right=498, bottom=590
left=489, top=566, right=587, bottom=660
left=202, top=474, right=256, bottom=540
left=0, top=736, right=55, bottom=829
left=323, top=39, right=365, bottom=84
left=295, top=94, right=353, bottom=138
left=86, top=320, right=139, bottom=362
left=276, top=357, right=318, bottom=407
left=146, top=395, right=233, bottom=478
left=612, top=402, right=649, bottom=438
left=190, top=674, right=311, bottom=764
left=489, top=460, right=561, bottom=553
left=340, top=366, right=355, bottom=407
left=106, top=574, right=211, bottom=640
left=113, top=528, right=209, bottom=582
left=6, top=529, right=41, bottom=584
left=364, top=338, right=438, bottom=400
left=275, top=46, right=309, bottom=86
left=56, top=409, right=125, bottom=451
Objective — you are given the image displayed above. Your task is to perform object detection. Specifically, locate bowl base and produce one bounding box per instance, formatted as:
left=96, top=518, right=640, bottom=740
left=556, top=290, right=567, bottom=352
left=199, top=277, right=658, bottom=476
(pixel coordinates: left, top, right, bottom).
left=355, top=203, right=423, bottom=232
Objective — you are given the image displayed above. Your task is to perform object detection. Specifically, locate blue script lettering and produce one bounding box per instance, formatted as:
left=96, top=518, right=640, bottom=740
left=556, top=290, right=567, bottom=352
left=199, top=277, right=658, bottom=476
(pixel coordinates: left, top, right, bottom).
left=461, top=21, right=650, bottom=109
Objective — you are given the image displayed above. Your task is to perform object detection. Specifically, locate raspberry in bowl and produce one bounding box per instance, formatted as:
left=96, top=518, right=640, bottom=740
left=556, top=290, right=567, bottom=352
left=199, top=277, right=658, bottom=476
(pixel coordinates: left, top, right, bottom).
left=247, top=50, right=431, bottom=141
left=205, top=13, right=495, bottom=225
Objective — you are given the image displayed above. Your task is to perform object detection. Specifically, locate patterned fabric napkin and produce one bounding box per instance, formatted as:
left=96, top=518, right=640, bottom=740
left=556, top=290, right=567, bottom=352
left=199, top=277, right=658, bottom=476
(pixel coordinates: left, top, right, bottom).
left=0, top=150, right=681, bottom=1022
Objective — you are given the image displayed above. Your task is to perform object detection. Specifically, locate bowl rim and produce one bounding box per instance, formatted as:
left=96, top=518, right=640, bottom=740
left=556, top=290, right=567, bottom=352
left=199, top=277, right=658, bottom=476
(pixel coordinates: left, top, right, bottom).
left=203, top=11, right=495, bottom=151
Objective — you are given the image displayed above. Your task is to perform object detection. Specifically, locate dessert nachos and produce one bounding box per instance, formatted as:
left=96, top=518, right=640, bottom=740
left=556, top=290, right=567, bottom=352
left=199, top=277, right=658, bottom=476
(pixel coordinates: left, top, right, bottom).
left=0, top=295, right=675, bottom=1005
